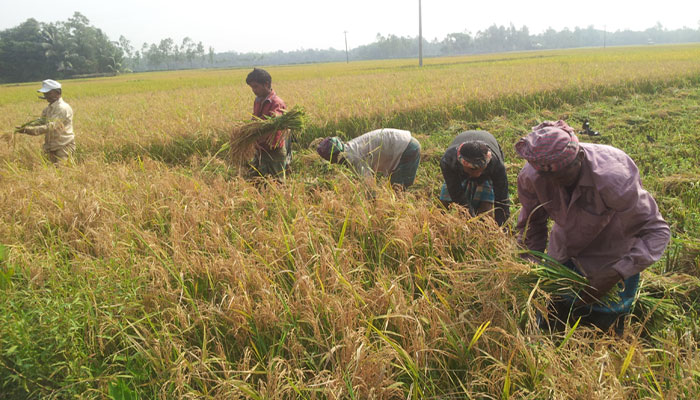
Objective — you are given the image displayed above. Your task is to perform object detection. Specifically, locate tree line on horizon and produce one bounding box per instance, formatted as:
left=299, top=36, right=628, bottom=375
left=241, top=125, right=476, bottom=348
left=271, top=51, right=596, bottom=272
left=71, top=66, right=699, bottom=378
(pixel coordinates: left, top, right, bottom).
left=2, top=12, right=700, bottom=84
left=0, top=12, right=215, bottom=84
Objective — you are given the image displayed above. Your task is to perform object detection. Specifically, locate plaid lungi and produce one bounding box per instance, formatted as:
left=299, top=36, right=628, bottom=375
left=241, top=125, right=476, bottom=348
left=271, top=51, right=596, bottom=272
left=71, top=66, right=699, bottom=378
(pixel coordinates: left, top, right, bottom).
left=439, top=178, right=495, bottom=210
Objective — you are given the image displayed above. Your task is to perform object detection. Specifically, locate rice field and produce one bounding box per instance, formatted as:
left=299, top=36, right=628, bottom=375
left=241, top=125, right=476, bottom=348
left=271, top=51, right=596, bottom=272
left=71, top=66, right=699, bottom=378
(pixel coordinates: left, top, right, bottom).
left=0, top=44, right=699, bottom=399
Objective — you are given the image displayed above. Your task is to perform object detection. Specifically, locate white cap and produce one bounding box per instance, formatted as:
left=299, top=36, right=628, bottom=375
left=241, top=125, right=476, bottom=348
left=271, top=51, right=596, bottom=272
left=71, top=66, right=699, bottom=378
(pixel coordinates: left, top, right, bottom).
left=38, top=79, right=62, bottom=93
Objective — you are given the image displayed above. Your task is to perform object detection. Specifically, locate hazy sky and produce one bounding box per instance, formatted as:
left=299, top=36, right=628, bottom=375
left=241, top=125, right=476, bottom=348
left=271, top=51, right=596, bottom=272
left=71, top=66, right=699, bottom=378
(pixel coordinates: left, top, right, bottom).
left=2, top=0, right=699, bottom=53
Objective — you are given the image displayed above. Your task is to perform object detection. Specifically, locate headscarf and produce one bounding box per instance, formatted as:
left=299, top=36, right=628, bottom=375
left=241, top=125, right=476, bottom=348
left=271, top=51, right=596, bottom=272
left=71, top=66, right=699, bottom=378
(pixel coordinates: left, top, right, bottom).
left=514, top=120, right=580, bottom=172
left=316, top=136, right=345, bottom=161
left=457, top=140, right=492, bottom=169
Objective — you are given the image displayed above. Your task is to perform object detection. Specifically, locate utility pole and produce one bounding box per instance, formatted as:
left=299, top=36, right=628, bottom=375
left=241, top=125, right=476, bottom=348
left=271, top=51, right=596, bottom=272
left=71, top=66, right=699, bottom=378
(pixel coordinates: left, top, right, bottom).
left=603, top=25, right=606, bottom=48
left=418, top=0, right=423, bottom=66
left=344, top=31, right=349, bottom=63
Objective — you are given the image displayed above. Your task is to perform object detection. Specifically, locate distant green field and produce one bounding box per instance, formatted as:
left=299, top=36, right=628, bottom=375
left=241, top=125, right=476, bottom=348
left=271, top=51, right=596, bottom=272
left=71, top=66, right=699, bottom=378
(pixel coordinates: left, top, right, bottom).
left=0, top=45, right=698, bottom=399
left=2, top=44, right=700, bottom=145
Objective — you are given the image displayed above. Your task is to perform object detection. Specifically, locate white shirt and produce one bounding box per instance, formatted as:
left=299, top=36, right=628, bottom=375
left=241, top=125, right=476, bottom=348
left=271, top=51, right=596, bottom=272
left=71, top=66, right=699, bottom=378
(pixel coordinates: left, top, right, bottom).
left=343, top=128, right=412, bottom=176
left=25, top=98, right=75, bottom=152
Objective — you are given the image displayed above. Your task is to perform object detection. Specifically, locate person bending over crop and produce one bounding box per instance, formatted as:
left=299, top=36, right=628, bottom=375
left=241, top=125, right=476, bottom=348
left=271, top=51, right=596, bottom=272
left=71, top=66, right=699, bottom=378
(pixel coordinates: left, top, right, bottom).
left=245, top=68, right=290, bottom=178
left=515, top=120, right=670, bottom=334
left=316, top=128, right=421, bottom=189
left=15, top=79, right=75, bottom=164
left=439, top=130, right=510, bottom=226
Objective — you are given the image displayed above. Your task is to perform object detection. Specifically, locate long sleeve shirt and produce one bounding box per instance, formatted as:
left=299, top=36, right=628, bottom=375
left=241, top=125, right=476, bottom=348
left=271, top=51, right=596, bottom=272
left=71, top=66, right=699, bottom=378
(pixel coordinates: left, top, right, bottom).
left=516, top=143, right=670, bottom=279
left=440, top=130, right=510, bottom=225
left=24, top=98, right=74, bottom=152
left=343, top=128, right=412, bottom=177
left=252, top=90, right=286, bottom=151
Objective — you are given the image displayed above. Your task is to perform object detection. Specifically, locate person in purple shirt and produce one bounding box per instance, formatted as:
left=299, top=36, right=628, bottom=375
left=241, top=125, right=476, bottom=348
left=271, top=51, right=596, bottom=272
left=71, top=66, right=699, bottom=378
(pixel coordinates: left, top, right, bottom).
left=515, top=120, right=670, bottom=334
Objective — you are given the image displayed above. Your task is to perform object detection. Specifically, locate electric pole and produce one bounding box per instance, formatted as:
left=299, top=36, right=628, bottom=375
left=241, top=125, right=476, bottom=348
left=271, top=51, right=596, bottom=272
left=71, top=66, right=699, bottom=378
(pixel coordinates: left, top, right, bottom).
left=344, top=31, right=349, bottom=63
left=418, top=0, right=423, bottom=67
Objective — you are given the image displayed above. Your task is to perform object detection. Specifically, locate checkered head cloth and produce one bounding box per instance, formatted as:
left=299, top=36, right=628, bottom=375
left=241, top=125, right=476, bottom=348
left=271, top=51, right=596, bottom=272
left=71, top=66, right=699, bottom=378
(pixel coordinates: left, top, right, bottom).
left=514, top=120, right=580, bottom=172
left=316, top=136, right=345, bottom=161
left=457, top=141, right=492, bottom=169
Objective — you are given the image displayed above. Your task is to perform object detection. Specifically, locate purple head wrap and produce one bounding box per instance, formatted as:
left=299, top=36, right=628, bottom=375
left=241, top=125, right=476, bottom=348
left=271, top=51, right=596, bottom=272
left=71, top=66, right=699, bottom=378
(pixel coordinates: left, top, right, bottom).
left=514, top=120, right=580, bottom=172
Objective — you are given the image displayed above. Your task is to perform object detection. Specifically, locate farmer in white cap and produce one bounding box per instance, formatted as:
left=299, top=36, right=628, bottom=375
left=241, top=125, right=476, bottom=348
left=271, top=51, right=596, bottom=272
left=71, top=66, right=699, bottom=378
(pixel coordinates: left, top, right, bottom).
left=15, top=79, right=75, bottom=163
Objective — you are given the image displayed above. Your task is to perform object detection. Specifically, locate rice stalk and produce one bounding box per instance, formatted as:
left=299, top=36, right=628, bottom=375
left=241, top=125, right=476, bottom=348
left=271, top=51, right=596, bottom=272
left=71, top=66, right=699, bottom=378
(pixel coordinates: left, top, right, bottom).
left=520, top=251, right=685, bottom=326
left=635, top=295, right=680, bottom=323
left=14, top=117, right=47, bottom=132
left=557, top=317, right=581, bottom=350
left=517, top=250, right=626, bottom=307
left=228, top=106, right=305, bottom=164
left=467, top=320, right=491, bottom=353
left=618, top=344, right=636, bottom=380
left=517, top=250, right=589, bottom=299
left=633, top=278, right=683, bottom=328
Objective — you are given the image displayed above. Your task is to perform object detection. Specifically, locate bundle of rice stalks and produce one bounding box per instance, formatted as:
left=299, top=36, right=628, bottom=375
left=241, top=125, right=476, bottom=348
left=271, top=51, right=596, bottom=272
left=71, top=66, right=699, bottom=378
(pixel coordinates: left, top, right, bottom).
left=517, top=250, right=625, bottom=307
left=518, top=250, right=591, bottom=299
left=635, top=293, right=680, bottom=326
left=519, top=251, right=685, bottom=327
left=228, top=106, right=305, bottom=164
left=633, top=275, right=686, bottom=328
left=14, top=117, right=47, bottom=133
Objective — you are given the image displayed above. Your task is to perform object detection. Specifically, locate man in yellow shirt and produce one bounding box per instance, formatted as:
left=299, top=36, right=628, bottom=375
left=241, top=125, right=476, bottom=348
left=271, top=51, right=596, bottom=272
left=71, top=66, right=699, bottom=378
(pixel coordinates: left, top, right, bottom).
left=16, top=79, right=75, bottom=164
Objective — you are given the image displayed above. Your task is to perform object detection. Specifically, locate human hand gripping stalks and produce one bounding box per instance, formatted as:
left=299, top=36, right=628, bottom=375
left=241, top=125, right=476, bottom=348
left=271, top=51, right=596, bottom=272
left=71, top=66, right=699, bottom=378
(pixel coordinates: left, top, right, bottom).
left=228, top=106, right=306, bottom=165
left=520, top=250, right=684, bottom=331
left=518, top=250, right=621, bottom=306
left=14, top=117, right=47, bottom=133
left=5, top=117, right=47, bottom=149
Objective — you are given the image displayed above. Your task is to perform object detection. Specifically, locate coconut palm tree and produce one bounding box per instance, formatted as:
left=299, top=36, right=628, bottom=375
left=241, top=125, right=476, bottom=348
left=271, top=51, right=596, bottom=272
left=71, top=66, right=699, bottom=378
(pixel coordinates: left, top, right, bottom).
left=40, top=24, right=79, bottom=74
